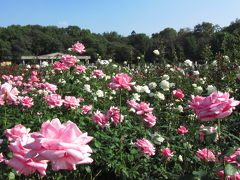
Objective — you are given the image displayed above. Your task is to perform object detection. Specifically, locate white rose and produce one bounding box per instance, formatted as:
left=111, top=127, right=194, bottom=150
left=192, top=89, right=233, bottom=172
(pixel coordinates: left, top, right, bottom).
left=160, top=80, right=170, bottom=91
left=154, top=92, right=165, bottom=100
left=207, top=85, right=217, bottom=94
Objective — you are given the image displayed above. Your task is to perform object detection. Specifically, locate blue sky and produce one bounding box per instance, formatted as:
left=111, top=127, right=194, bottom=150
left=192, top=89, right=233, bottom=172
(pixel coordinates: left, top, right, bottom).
left=0, top=0, right=240, bottom=36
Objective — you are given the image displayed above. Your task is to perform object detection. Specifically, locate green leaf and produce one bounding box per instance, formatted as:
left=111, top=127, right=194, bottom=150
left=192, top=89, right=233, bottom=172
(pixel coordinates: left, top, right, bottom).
left=85, top=166, right=91, bottom=173
left=224, top=164, right=237, bottom=176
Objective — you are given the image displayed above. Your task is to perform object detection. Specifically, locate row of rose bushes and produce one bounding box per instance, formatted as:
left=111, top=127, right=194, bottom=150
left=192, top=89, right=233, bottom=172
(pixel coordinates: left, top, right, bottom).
left=0, top=42, right=239, bottom=179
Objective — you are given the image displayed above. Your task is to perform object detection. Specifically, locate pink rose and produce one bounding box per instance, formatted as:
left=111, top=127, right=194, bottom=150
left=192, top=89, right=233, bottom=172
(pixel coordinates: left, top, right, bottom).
left=25, top=118, right=93, bottom=171
left=216, top=170, right=240, bottom=180
left=178, top=126, right=188, bottom=135
left=188, top=92, right=240, bottom=121
left=5, top=124, right=31, bottom=141
left=224, top=149, right=240, bottom=166
left=60, top=55, right=77, bottom=67
left=20, top=96, right=34, bottom=108
left=108, top=73, right=136, bottom=91
left=43, top=94, right=63, bottom=108
left=106, top=106, right=124, bottom=126
left=143, top=113, right=156, bottom=127
left=92, top=70, right=105, bottom=79
left=172, top=89, right=185, bottom=99
left=38, top=83, right=58, bottom=93
left=160, top=148, right=174, bottom=158
left=30, top=71, right=38, bottom=76
left=81, top=105, right=93, bottom=114
left=135, top=139, right=155, bottom=156
left=75, top=65, right=86, bottom=73
left=196, top=148, right=215, bottom=162
left=52, top=61, right=69, bottom=71
left=92, top=110, right=109, bottom=128
left=135, top=102, right=153, bottom=115
left=6, top=134, right=48, bottom=176
left=63, top=96, right=80, bottom=109
left=69, top=42, right=85, bottom=54
left=0, top=82, right=19, bottom=104
left=126, top=99, right=139, bottom=109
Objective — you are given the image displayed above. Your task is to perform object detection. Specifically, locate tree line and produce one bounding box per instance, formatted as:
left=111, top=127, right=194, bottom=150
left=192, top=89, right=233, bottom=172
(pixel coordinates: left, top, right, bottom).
left=0, top=19, right=240, bottom=64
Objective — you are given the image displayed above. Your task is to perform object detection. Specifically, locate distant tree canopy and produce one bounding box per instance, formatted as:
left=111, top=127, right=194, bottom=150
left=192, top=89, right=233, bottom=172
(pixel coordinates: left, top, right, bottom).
left=0, top=19, right=240, bottom=64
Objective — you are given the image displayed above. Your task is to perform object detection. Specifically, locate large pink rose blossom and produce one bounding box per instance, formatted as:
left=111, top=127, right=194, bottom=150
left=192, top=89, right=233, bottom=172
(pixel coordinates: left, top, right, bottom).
left=160, top=148, right=174, bottom=158
left=5, top=125, right=31, bottom=141
left=106, top=106, right=124, bottom=126
left=135, top=139, right=155, bottom=156
left=172, top=89, right=185, bottom=99
left=43, top=94, right=63, bottom=108
left=69, top=42, right=85, bottom=54
left=143, top=113, right=156, bottom=127
left=25, top=118, right=93, bottom=171
left=63, top=96, right=81, bottom=109
left=92, top=110, right=109, bottom=128
left=178, top=126, right=188, bottom=135
left=135, top=102, right=153, bottom=115
left=188, top=92, right=239, bottom=121
left=108, top=73, right=136, bottom=91
left=196, top=148, right=216, bottom=162
left=6, top=134, right=48, bottom=176
left=0, top=82, right=19, bottom=104
left=60, top=55, right=78, bottom=67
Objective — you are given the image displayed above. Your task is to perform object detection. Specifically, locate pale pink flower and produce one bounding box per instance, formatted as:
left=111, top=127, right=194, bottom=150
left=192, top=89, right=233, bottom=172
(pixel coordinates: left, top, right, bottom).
left=43, top=94, right=63, bottom=108
left=63, top=96, right=80, bottom=109
left=20, top=96, right=34, bottom=108
left=196, top=148, right=215, bottom=162
left=29, top=76, right=40, bottom=82
left=52, top=61, right=69, bottom=71
left=60, top=55, right=78, bottom=67
left=0, top=153, right=3, bottom=163
left=172, top=89, right=185, bottom=99
left=188, top=92, right=240, bottom=121
left=126, top=99, right=139, bottom=109
left=160, top=148, right=174, bottom=158
left=135, top=102, right=153, bottom=115
left=92, top=69, right=106, bottom=79
left=108, top=73, right=136, bottom=91
left=25, top=118, right=93, bottom=171
left=143, top=113, right=156, bottom=127
left=178, top=126, right=188, bottom=135
left=5, top=124, right=30, bottom=141
left=6, top=134, right=48, bottom=176
left=38, top=83, right=58, bottom=93
left=92, top=110, right=108, bottom=128
left=69, top=42, right=86, bottom=54
left=106, top=106, right=124, bottom=126
left=75, top=65, right=86, bottom=73
left=199, top=125, right=218, bottom=142
left=0, top=82, right=19, bottom=104
left=135, top=139, right=155, bottom=156
left=81, top=105, right=93, bottom=114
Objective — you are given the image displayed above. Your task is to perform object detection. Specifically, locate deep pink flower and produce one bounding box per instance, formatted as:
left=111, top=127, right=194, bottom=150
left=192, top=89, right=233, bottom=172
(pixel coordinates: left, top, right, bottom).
left=92, top=110, right=108, bottom=128
left=75, top=65, right=86, bottom=73
left=188, top=92, right=240, bottom=121
left=143, top=113, right=156, bottom=127
left=30, top=71, right=38, bottom=76
left=160, top=148, right=174, bottom=158
left=196, top=148, right=215, bottom=162
left=106, top=106, right=124, bottom=126
left=29, top=76, right=40, bottom=82
left=224, top=149, right=240, bottom=166
left=108, top=73, right=136, bottom=91
left=173, top=89, right=185, bottom=99
left=81, top=105, right=93, bottom=114
left=52, top=61, right=69, bottom=71
left=216, top=170, right=240, bottom=180
left=92, top=70, right=106, bottom=79
left=69, top=42, right=86, bottom=54
left=43, top=94, right=63, bottom=108
left=178, top=126, right=188, bottom=135
left=20, top=96, right=34, bottom=108
left=135, top=139, right=155, bottom=156
left=63, top=96, right=80, bottom=109
left=6, top=134, right=48, bottom=176
left=25, top=118, right=93, bottom=171
left=135, top=102, right=153, bottom=115
left=5, top=125, right=31, bottom=142
left=60, top=55, right=78, bottom=67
